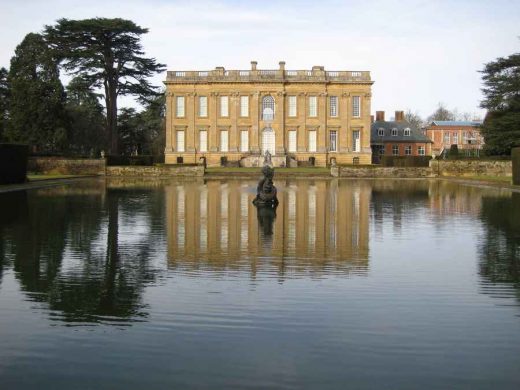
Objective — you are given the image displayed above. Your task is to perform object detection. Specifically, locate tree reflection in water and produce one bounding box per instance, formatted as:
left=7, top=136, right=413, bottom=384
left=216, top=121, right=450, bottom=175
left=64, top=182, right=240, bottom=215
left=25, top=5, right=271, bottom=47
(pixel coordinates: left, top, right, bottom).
left=0, top=181, right=163, bottom=324
left=479, top=192, right=520, bottom=300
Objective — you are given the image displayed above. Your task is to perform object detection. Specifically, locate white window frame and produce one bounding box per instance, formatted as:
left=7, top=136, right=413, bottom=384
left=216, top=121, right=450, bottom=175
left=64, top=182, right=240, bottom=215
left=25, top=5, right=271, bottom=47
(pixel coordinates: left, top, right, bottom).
left=329, top=96, right=338, bottom=117
left=288, top=130, right=297, bottom=152
left=309, top=96, right=318, bottom=117
left=353, top=130, right=360, bottom=152
left=329, top=130, right=337, bottom=152
left=352, top=96, right=361, bottom=118
left=391, top=128, right=398, bottom=136
left=220, top=96, right=229, bottom=117
left=240, top=96, right=249, bottom=117
left=176, top=96, right=185, bottom=118
left=404, top=128, right=411, bottom=136
left=392, top=144, right=399, bottom=155
left=405, top=145, right=412, bottom=155
left=240, top=130, right=249, bottom=152
left=418, top=146, right=425, bottom=156
left=378, top=128, right=385, bottom=137
left=176, top=130, right=185, bottom=152
left=262, top=95, right=275, bottom=121
left=308, top=130, right=317, bottom=152
left=453, top=132, right=459, bottom=144
left=220, top=130, right=229, bottom=152
left=199, top=129, right=207, bottom=152
left=198, top=96, right=207, bottom=117
left=288, top=96, right=297, bottom=117
left=444, top=132, right=450, bottom=144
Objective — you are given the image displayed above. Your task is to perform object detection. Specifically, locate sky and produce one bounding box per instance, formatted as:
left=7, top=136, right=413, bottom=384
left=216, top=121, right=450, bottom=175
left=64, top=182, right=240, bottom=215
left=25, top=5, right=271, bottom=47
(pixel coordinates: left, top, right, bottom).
left=0, top=0, right=519, bottom=119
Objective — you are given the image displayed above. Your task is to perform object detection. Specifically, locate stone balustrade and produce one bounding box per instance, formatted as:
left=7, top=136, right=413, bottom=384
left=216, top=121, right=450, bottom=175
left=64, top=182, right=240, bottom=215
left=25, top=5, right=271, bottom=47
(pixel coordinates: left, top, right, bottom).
left=165, top=69, right=371, bottom=83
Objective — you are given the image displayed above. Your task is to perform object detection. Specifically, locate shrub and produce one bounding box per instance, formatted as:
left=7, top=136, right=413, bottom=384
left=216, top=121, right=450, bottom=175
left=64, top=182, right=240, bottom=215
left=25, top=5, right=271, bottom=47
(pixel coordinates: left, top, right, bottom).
left=512, top=147, right=520, bottom=185
left=449, top=144, right=459, bottom=159
left=0, top=143, right=29, bottom=184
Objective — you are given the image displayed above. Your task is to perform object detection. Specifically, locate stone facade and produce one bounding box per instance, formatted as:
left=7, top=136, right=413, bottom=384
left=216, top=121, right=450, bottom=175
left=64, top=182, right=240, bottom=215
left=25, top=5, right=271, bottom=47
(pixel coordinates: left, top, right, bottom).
left=164, top=61, right=373, bottom=167
left=106, top=165, right=204, bottom=177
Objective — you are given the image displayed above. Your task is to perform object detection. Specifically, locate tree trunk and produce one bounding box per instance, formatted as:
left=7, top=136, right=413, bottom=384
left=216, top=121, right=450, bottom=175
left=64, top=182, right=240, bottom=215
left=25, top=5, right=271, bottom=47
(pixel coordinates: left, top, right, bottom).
left=106, top=79, right=118, bottom=155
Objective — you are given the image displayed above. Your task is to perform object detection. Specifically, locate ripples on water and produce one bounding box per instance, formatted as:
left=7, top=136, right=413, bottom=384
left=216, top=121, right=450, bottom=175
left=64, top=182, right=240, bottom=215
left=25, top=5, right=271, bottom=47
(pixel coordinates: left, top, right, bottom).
left=0, top=178, right=519, bottom=389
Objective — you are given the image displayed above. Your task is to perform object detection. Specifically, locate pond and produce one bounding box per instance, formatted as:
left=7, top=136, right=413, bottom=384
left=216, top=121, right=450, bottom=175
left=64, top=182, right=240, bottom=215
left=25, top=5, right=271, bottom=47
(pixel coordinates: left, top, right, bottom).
left=0, top=178, right=519, bottom=389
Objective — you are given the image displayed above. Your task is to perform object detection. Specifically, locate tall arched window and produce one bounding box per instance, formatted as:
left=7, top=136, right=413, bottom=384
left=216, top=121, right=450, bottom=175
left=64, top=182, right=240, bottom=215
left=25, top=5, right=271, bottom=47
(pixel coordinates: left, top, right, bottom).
left=262, top=95, right=275, bottom=121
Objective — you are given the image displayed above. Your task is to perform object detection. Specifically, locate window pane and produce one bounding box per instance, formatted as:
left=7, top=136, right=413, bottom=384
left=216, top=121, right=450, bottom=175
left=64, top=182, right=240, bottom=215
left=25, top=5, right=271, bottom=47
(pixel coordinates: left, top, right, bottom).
left=176, top=96, right=185, bottom=117
left=329, top=96, right=338, bottom=117
left=288, top=96, right=297, bottom=117
left=309, top=130, right=317, bottom=152
left=199, top=96, right=207, bottom=117
left=177, top=130, right=185, bottom=152
left=329, top=130, right=337, bottom=151
left=240, top=130, right=249, bottom=152
left=220, top=96, right=229, bottom=117
left=199, top=130, right=207, bottom=152
left=220, top=130, right=228, bottom=152
left=288, top=130, right=297, bottom=152
left=353, top=130, right=360, bottom=152
left=352, top=96, right=360, bottom=117
left=262, top=95, right=275, bottom=120
left=240, top=96, right=249, bottom=117
left=309, top=96, right=317, bottom=117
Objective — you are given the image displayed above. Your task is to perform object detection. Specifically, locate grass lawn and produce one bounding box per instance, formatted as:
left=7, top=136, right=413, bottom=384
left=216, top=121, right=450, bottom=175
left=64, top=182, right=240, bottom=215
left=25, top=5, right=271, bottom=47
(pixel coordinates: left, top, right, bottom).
left=27, top=174, right=84, bottom=181
left=205, top=167, right=330, bottom=174
left=460, top=175, right=512, bottom=183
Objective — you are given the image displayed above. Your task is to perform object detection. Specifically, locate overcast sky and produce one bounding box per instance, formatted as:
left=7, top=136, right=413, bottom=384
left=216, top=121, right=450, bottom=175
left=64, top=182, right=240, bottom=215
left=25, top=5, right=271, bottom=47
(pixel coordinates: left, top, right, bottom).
left=1, top=0, right=518, bottom=118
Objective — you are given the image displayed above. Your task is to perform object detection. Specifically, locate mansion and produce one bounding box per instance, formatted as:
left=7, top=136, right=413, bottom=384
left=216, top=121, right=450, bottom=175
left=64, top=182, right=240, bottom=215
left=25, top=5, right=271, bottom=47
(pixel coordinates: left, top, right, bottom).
left=164, top=62, right=373, bottom=167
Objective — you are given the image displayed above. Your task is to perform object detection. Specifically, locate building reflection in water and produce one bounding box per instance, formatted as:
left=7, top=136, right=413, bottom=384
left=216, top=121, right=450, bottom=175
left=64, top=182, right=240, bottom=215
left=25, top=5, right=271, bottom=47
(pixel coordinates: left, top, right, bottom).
left=166, top=179, right=370, bottom=277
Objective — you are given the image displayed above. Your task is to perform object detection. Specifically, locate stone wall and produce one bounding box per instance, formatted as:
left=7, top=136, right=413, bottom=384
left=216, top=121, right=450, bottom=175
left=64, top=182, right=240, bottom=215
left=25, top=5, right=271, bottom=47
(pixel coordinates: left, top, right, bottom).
left=28, top=157, right=106, bottom=175
left=106, top=165, right=204, bottom=177
left=334, top=166, right=433, bottom=178
left=430, top=160, right=512, bottom=177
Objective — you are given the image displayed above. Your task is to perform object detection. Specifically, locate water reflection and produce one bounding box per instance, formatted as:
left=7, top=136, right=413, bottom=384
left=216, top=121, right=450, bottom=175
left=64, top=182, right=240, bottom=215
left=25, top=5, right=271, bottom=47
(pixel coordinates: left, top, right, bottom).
left=479, top=192, right=520, bottom=301
left=1, top=178, right=520, bottom=327
left=166, top=180, right=371, bottom=277
left=0, top=180, right=163, bottom=325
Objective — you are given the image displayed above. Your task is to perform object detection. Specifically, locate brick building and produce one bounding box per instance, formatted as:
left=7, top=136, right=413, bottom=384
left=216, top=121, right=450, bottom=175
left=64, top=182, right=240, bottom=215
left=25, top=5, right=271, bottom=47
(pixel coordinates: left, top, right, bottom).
left=370, top=110, right=432, bottom=163
left=164, top=61, right=373, bottom=167
left=425, top=120, right=484, bottom=157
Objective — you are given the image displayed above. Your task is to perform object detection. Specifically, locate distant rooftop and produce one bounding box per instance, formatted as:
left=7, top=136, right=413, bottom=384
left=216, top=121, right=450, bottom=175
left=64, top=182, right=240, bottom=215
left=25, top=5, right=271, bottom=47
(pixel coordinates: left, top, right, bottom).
left=165, top=61, right=372, bottom=84
left=431, top=120, right=482, bottom=127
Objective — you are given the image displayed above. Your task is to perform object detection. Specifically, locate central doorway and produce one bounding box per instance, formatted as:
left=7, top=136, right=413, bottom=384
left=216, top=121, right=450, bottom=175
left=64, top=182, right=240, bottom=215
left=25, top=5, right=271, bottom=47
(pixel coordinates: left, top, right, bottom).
left=261, top=127, right=275, bottom=155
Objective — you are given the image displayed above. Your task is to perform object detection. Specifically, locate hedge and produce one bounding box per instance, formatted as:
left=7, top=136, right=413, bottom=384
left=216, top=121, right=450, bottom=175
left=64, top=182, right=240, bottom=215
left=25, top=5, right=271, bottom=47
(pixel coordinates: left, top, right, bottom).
left=381, top=155, right=431, bottom=167
left=0, top=144, right=29, bottom=184
left=106, top=155, right=156, bottom=166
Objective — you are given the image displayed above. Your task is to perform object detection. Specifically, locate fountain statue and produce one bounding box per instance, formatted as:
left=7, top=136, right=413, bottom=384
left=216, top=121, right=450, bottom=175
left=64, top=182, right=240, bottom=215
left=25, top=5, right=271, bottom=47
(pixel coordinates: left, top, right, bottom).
left=253, top=152, right=279, bottom=207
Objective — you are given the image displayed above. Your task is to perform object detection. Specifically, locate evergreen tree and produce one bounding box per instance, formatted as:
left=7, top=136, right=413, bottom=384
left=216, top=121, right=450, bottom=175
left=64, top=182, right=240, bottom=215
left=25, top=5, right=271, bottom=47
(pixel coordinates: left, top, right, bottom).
left=480, top=50, right=520, bottom=155
left=6, top=33, right=68, bottom=152
left=0, top=67, right=8, bottom=141
left=45, top=18, right=165, bottom=155
left=65, top=76, right=105, bottom=156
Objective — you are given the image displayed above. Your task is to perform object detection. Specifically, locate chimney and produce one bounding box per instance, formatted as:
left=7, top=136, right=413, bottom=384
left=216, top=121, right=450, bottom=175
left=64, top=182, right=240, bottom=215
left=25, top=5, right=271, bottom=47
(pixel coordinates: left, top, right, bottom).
left=395, top=110, right=404, bottom=122
left=376, top=111, right=385, bottom=122
left=251, top=61, right=257, bottom=71
left=371, top=115, right=374, bottom=124
left=279, top=61, right=286, bottom=71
